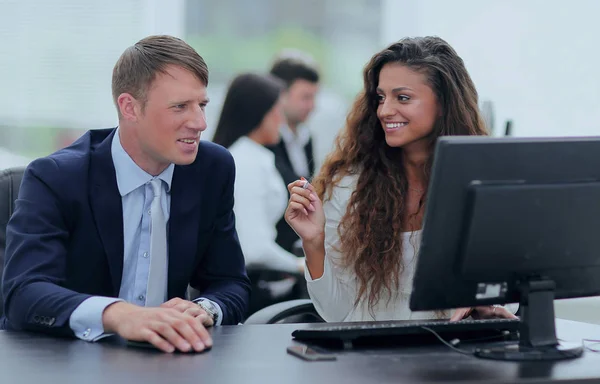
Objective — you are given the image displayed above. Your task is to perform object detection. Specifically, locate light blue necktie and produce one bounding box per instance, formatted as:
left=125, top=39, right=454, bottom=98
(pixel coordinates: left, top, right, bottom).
left=146, top=178, right=168, bottom=306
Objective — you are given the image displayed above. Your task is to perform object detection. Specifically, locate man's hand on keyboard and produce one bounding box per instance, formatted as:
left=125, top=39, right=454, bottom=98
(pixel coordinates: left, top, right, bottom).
left=450, top=306, right=518, bottom=322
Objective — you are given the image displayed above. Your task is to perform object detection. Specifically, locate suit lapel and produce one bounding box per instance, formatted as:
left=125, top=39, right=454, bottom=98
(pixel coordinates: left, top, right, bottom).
left=305, top=138, right=315, bottom=176
left=277, top=140, right=292, bottom=168
left=89, top=129, right=124, bottom=295
left=167, top=163, right=203, bottom=298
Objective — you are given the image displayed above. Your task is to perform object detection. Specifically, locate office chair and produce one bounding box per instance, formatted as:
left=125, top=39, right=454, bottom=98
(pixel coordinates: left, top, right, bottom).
left=244, top=299, right=324, bottom=324
left=0, top=166, right=25, bottom=317
left=245, top=243, right=309, bottom=316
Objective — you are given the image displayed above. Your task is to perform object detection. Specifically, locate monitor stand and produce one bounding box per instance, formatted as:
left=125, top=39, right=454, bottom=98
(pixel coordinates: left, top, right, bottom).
left=474, top=279, right=583, bottom=361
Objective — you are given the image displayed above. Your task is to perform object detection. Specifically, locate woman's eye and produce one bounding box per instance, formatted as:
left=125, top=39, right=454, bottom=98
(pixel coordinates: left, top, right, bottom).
left=398, top=95, right=410, bottom=102
left=377, top=94, right=385, bottom=104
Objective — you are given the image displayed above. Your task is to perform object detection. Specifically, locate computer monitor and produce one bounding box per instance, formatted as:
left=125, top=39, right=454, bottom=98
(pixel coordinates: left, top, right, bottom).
left=410, top=136, right=600, bottom=361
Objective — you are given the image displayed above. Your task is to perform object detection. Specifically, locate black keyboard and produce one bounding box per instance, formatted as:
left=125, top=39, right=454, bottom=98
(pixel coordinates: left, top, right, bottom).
left=292, top=318, right=520, bottom=346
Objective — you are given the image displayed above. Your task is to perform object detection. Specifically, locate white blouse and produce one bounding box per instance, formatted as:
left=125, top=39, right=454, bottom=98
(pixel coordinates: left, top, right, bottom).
left=305, top=174, right=437, bottom=322
left=228, top=137, right=302, bottom=273
left=305, top=174, right=518, bottom=322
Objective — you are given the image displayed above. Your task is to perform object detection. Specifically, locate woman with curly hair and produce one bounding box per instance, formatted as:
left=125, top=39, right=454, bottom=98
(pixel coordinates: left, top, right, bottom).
left=284, top=36, right=517, bottom=322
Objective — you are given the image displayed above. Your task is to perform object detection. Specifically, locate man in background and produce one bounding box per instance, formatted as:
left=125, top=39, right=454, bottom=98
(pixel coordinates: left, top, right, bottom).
left=267, top=50, right=320, bottom=254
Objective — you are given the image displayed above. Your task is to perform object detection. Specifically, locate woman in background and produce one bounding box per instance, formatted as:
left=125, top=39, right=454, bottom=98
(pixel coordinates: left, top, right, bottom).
left=212, top=73, right=305, bottom=315
left=284, top=37, right=518, bottom=322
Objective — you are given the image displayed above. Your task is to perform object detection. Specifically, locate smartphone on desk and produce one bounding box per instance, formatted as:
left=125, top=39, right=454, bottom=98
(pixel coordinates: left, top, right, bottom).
left=287, top=345, right=337, bottom=361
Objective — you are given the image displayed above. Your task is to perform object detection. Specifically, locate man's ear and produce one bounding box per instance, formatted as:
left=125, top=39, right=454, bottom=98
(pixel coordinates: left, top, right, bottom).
left=117, top=93, right=142, bottom=122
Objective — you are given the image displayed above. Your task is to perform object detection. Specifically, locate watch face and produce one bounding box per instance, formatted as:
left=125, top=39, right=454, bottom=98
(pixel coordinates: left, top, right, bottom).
left=200, top=300, right=216, bottom=315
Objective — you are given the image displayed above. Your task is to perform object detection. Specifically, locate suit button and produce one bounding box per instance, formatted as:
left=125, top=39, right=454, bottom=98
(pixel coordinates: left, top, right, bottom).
left=82, top=328, right=91, bottom=338
left=138, top=295, right=145, bottom=301
left=48, top=317, right=55, bottom=326
left=143, top=252, right=149, bottom=258
left=33, top=315, right=40, bottom=323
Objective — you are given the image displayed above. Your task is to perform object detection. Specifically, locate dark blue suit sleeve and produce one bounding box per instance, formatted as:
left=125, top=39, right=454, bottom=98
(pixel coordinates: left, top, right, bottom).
left=2, top=158, right=91, bottom=336
left=191, top=153, right=251, bottom=324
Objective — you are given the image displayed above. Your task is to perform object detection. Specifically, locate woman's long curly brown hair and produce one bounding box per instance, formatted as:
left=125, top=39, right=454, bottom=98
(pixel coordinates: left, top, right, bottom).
left=313, top=36, right=488, bottom=310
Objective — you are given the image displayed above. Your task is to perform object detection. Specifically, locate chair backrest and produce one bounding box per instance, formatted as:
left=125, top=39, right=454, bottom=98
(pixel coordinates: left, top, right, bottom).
left=244, top=299, right=324, bottom=324
left=0, top=167, right=26, bottom=316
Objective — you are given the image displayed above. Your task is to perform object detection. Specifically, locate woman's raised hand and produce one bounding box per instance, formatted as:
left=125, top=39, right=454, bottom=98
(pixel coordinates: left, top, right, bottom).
left=284, top=178, right=325, bottom=244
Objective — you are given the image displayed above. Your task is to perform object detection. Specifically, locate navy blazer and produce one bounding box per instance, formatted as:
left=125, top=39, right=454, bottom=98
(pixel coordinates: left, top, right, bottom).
left=1, top=128, right=250, bottom=336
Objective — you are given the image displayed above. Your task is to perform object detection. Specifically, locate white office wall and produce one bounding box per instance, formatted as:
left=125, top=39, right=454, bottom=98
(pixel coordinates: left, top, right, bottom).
left=0, top=0, right=185, bottom=130
left=382, top=0, right=600, bottom=137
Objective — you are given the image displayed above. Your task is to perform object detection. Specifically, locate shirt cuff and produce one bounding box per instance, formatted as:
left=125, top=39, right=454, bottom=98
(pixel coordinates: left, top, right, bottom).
left=304, top=256, right=330, bottom=283
left=69, top=297, right=123, bottom=341
left=505, top=303, right=520, bottom=314
left=197, top=297, right=223, bottom=326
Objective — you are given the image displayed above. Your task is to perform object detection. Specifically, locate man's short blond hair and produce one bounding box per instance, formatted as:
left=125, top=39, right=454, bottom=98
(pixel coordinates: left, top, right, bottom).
left=112, top=35, right=209, bottom=116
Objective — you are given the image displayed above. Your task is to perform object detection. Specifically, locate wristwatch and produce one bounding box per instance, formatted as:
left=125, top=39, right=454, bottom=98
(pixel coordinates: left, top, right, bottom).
left=197, top=299, right=219, bottom=324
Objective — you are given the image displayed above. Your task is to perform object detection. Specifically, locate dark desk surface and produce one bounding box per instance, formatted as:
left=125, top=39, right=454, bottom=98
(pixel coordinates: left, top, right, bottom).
left=0, top=319, right=599, bottom=384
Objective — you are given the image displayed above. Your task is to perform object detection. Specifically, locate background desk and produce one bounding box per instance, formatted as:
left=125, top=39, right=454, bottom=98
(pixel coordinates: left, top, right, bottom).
left=0, top=319, right=598, bottom=383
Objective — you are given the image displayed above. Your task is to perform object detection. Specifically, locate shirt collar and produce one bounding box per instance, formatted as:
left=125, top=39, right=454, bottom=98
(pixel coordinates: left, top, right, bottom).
left=279, top=124, right=310, bottom=147
left=111, top=128, right=174, bottom=197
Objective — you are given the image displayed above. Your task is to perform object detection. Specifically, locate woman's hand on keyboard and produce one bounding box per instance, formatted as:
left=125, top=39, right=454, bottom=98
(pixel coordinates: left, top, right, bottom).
left=450, top=306, right=518, bottom=322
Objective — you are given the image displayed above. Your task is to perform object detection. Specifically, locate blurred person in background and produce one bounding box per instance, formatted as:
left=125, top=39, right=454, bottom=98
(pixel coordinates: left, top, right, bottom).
left=212, top=73, right=306, bottom=314
left=267, top=50, right=320, bottom=254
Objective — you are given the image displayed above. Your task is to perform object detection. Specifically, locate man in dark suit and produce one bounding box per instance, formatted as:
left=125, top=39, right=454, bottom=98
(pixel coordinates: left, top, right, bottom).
left=267, top=51, right=320, bottom=253
left=1, top=35, right=250, bottom=353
